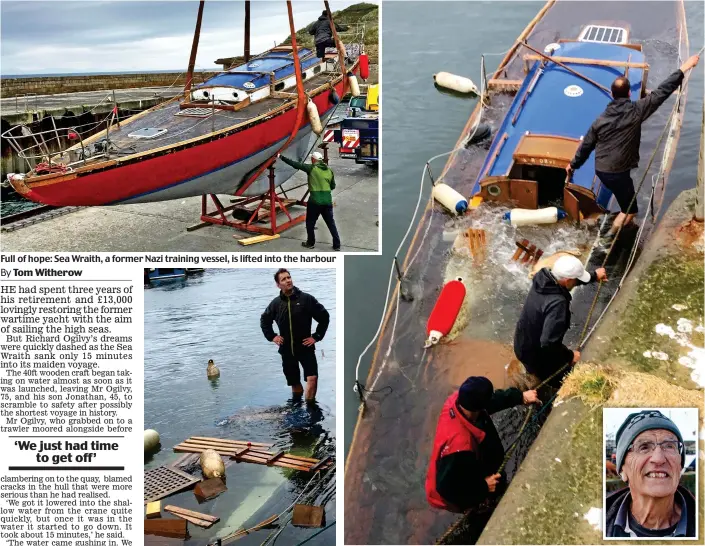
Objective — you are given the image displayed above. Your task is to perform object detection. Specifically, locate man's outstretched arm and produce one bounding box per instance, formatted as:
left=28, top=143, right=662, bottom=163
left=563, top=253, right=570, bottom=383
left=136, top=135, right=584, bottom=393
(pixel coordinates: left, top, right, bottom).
left=636, top=54, right=698, bottom=122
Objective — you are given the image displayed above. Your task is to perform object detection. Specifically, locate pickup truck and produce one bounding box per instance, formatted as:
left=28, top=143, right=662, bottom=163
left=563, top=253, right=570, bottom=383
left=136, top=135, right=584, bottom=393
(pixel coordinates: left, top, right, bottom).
left=333, top=84, right=379, bottom=167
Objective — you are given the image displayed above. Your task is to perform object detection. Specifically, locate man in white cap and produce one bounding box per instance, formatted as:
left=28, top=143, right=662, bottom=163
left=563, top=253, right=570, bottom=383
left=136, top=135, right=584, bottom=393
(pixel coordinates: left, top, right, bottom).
left=278, top=151, right=341, bottom=250
left=513, top=255, right=607, bottom=386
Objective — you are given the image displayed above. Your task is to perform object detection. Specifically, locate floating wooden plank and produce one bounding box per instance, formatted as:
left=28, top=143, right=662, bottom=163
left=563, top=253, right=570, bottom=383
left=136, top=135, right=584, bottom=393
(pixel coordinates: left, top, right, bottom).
left=292, top=504, right=325, bottom=528
left=167, top=512, right=213, bottom=528
left=173, top=437, right=332, bottom=473
left=144, top=519, right=188, bottom=539
left=194, top=478, right=227, bottom=503
left=237, top=234, right=281, bottom=246
left=164, top=506, right=218, bottom=528
left=175, top=445, right=319, bottom=471
left=266, top=450, right=286, bottom=465
left=176, top=437, right=311, bottom=461
left=309, top=456, right=332, bottom=474
left=231, top=446, right=250, bottom=460
left=164, top=505, right=219, bottom=524
left=146, top=501, right=161, bottom=519
left=144, top=466, right=201, bottom=505
left=188, top=437, right=272, bottom=448
left=512, top=239, right=529, bottom=261
left=522, top=244, right=536, bottom=263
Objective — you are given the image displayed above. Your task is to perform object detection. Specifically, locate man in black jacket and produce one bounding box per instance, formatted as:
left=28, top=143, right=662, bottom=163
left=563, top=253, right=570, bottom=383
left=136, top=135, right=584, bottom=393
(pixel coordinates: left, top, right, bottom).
left=514, top=255, right=607, bottom=387
left=260, top=269, right=330, bottom=400
left=309, top=11, right=348, bottom=59
left=425, top=376, right=540, bottom=512
left=568, top=54, right=699, bottom=245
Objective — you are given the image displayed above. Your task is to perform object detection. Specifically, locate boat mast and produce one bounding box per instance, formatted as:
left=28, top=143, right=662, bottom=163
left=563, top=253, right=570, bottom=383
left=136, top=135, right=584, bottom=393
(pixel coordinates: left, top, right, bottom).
left=244, top=1, right=251, bottom=62
left=184, top=0, right=206, bottom=101
left=323, top=1, right=347, bottom=95
left=234, top=0, right=308, bottom=195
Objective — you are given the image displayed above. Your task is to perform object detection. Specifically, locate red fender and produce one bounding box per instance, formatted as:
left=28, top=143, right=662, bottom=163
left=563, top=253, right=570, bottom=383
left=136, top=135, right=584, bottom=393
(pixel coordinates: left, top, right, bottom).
left=426, top=279, right=466, bottom=342
left=359, top=53, right=369, bottom=80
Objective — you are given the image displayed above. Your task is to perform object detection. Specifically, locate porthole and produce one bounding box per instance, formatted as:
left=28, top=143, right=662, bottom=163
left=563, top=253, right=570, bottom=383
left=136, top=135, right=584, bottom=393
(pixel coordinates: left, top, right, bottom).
left=275, top=82, right=285, bottom=91
left=487, top=184, right=502, bottom=197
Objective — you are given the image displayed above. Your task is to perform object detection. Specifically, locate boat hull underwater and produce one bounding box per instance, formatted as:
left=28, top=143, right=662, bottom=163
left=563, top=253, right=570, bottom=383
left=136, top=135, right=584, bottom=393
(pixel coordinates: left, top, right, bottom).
left=344, top=1, right=689, bottom=544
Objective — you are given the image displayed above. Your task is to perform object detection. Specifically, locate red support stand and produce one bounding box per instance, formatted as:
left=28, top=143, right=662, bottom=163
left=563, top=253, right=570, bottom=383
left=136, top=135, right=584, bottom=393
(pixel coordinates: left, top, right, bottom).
left=188, top=165, right=308, bottom=236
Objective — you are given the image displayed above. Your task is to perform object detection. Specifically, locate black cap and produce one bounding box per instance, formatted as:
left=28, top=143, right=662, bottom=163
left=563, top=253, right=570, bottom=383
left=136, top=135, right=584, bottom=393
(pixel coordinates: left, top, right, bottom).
left=457, top=377, right=493, bottom=411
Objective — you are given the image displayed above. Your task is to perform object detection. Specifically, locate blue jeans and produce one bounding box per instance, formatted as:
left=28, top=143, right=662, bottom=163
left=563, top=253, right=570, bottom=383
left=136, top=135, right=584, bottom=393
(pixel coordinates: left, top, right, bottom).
left=306, top=203, right=341, bottom=249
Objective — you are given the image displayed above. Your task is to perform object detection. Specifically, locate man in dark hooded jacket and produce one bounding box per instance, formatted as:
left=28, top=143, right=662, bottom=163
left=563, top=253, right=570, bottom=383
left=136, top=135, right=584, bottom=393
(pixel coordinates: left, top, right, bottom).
left=567, top=54, right=699, bottom=246
left=425, top=377, right=540, bottom=512
left=260, top=268, right=329, bottom=400
left=308, top=11, right=348, bottom=58
left=514, top=255, right=607, bottom=386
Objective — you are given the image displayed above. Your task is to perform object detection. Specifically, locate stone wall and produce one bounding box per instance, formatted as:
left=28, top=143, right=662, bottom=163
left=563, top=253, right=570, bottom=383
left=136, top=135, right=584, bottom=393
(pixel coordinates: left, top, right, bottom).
left=1, top=72, right=219, bottom=98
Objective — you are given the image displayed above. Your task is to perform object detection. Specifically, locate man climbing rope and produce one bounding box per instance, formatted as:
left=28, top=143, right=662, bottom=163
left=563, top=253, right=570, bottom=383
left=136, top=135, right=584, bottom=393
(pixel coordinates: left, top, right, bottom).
left=513, top=255, right=607, bottom=387
left=309, top=10, right=349, bottom=59
left=425, top=376, right=540, bottom=512
left=260, top=269, right=330, bottom=401
left=567, top=54, right=700, bottom=247
left=278, top=151, right=341, bottom=250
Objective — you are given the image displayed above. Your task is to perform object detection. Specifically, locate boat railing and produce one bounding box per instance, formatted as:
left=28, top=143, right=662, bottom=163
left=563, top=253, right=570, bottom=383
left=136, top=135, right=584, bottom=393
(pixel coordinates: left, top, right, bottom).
left=1, top=121, right=110, bottom=174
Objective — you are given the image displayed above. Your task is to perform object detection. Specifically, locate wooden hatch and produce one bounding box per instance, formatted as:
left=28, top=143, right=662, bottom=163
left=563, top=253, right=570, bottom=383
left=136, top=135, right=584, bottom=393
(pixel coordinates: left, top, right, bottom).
left=512, top=134, right=582, bottom=168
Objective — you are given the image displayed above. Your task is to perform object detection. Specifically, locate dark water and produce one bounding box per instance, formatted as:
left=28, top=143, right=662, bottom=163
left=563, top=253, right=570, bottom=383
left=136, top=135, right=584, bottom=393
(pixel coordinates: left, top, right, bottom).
left=344, top=0, right=705, bottom=454
left=144, top=268, right=336, bottom=545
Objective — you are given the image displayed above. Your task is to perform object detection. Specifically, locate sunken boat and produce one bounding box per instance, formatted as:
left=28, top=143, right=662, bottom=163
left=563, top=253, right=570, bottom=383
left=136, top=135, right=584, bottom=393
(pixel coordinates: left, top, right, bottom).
left=345, top=1, right=690, bottom=544
left=3, top=1, right=360, bottom=208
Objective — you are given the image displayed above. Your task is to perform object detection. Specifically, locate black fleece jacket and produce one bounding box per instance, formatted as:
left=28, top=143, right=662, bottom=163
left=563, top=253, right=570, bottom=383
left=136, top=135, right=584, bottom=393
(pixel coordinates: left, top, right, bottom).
left=570, top=70, right=684, bottom=173
left=513, top=268, right=596, bottom=378
left=260, top=287, right=329, bottom=356
left=308, top=14, right=348, bottom=45
left=435, top=388, right=524, bottom=511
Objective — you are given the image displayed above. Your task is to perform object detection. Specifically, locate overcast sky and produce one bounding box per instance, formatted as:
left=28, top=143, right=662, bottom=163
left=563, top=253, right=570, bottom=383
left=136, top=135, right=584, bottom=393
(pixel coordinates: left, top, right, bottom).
left=604, top=408, right=698, bottom=441
left=1, top=1, right=369, bottom=75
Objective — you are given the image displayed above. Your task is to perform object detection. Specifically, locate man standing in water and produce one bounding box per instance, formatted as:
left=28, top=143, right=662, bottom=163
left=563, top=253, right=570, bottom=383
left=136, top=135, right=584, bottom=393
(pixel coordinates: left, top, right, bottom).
left=567, top=54, right=700, bottom=246
left=514, top=255, right=607, bottom=387
left=260, top=269, right=330, bottom=401
left=278, top=151, right=341, bottom=250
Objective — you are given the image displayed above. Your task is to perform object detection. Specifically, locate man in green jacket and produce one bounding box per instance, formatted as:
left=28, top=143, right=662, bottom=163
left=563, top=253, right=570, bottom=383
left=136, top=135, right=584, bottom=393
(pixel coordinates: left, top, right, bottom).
left=278, top=151, right=341, bottom=251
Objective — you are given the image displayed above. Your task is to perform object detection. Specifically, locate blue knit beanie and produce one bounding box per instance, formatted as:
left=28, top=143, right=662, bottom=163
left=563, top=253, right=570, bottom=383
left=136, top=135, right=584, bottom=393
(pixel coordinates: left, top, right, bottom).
left=457, top=377, right=494, bottom=411
left=615, top=410, right=684, bottom=474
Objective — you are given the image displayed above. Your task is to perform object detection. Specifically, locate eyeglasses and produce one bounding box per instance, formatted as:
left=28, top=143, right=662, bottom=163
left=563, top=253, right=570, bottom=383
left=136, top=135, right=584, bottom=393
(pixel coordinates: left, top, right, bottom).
left=628, top=440, right=682, bottom=456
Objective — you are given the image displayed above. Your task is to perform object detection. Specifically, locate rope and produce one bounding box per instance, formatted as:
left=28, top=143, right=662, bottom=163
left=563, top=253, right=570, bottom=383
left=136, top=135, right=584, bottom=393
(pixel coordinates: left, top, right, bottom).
left=354, top=54, right=491, bottom=398
left=577, top=80, right=685, bottom=345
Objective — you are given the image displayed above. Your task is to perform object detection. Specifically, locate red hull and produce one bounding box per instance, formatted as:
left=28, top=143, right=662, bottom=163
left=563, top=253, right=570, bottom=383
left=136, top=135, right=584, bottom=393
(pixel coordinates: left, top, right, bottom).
left=14, top=79, right=348, bottom=207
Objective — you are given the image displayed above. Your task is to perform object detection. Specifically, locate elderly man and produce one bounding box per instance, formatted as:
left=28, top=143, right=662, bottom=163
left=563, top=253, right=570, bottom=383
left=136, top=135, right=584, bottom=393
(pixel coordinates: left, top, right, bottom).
left=278, top=151, right=341, bottom=251
left=425, top=376, right=540, bottom=512
left=567, top=54, right=700, bottom=246
left=514, top=255, right=607, bottom=387
left=260, top=268, right=330, bottom=401
left=605, top=410, right=695, bottom=537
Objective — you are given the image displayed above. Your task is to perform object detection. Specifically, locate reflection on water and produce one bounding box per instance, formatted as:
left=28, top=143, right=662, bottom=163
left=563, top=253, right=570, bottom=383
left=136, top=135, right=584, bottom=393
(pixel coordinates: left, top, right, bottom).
left=144, top=268, right=336, bottom=546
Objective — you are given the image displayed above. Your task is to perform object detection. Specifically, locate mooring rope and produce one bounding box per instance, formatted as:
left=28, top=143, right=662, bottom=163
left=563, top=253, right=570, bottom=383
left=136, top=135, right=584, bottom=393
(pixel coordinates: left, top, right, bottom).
left=355, top=54, right=492, bottom=399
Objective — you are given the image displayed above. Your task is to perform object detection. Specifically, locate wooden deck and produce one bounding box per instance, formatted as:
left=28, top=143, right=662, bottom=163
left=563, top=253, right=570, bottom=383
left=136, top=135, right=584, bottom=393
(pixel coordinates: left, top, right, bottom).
left=63, top=72, right=335, bottom=163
